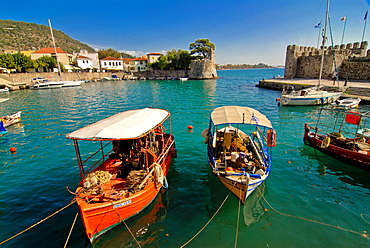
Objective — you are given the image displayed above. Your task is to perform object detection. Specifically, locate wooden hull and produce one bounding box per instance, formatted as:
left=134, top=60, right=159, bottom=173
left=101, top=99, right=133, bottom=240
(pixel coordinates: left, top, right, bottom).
left=77, top=180, right=161, bottom=242
left=217, top=170, right=267, bottom=204
left=304, top=123, right=370, bottom=171
left=78, top=153, right=172, bottom=243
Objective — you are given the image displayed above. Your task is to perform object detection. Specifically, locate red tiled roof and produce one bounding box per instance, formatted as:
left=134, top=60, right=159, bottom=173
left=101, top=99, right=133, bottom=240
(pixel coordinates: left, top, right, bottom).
left=33, top=47, right=68, bottom=54
left=134, top=57, right=147, bottom=61
left=147, top=53, right=163, bottom=56
left=101, top=56, right=121, bottom=60
left=77, top=55, right=91, bottom=59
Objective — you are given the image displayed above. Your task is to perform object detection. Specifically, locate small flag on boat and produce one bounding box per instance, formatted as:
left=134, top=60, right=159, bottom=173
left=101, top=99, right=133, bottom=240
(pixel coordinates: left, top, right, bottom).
left=251, top=113, right=259, bottom=124
left=364, top=11, right=368, bottom=20
left=340, top=16, right=347, bottom=22
left=314, top=21, right=321, bottom=28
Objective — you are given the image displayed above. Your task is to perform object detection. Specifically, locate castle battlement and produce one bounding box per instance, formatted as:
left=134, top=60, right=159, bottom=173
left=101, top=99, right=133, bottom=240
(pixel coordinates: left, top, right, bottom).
left=284, top=41, right=370, bottom=80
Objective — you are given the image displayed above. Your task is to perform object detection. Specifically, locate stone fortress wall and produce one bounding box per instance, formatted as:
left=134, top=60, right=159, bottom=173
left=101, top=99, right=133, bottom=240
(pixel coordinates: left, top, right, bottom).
left=285, top=41, right=370, bottom=80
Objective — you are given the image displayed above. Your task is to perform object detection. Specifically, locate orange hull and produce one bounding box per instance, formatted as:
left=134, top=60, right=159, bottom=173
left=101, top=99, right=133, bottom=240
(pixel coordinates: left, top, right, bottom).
left=77, top=154, right=172, bottom=243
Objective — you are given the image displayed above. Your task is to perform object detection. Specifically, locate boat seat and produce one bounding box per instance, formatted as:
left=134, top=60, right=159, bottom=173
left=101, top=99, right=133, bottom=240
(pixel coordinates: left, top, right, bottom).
left=355, top=142, right=370, bottom=151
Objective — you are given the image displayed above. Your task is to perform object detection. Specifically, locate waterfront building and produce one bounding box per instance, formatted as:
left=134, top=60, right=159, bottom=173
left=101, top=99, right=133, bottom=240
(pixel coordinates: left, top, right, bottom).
left=100, top=56, right=124, bottom=71
left=75, top=55, right=94, bottom=71
left=146, top=53, right=162, bottom=64
left=31, top=47, right=74, bottom=72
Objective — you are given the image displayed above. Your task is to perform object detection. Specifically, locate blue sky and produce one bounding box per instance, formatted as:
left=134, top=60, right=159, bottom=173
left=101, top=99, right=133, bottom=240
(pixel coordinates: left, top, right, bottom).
left=1, top=0, right=369, bottom=66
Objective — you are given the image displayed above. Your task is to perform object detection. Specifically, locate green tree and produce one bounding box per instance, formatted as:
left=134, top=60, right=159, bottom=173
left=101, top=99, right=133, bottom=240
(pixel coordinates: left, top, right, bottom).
left=36, top=56, right=57, bottom=72
left=0, top=53, right=15, bottom=69
left=189, top=38, right=215, bottom=59
left=98, top=48, right=121, bottom=60
left=12, top=53, right=33, bottom=72
left=150, top=49, right=191, bottom=70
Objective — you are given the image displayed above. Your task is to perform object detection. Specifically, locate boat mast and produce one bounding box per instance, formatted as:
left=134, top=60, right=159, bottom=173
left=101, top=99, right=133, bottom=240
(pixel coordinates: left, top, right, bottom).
left=48, top=19, right=62, bottom=80
left=318, top=0, right=330, bottom=86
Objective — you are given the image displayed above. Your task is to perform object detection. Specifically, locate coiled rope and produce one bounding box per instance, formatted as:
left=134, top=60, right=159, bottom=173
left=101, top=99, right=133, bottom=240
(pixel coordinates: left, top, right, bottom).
left=0, top=199, right=76, bottom=245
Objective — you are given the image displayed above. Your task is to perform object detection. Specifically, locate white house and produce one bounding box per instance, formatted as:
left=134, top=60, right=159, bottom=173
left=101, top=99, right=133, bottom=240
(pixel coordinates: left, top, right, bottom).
left=100, top=56, right=124, bottom=71
left=76, top=50, right=100, bottom=69
left=128, top=57, right=147, bottom=73
left=76, top=55, right=94, bottom=71
left=146, top=53, right=163, bottom=64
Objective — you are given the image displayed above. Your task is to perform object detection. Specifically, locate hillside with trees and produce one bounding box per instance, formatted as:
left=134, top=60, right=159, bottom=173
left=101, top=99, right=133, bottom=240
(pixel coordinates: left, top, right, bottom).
left=0, top=19, right=95, bottom=53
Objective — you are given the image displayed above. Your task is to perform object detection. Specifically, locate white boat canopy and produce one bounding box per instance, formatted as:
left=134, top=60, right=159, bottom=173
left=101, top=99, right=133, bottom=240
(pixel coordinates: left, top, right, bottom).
left=211, top=106, right=273, bottom=129
left=66, top=108, right=170, bottom=140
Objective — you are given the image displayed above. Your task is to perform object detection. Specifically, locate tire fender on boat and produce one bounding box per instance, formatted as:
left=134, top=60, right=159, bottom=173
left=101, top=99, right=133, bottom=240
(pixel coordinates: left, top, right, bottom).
left=320, top=136, right=331, bottom=148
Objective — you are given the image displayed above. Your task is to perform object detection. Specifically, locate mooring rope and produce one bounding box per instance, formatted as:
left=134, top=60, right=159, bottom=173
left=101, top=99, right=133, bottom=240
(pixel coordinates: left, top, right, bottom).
left=112, top=202, right=142, bottom=248
left=234, top=189, right=242, bottom=248
left=262, top=194, right=369, bottom=239
left=180, top=191, right=232, bottom=248
left=123, top=221, right=142, bottom=248
left=64, top=212, right=78, bottom=248
left=0, top=199, right=76, bottom=245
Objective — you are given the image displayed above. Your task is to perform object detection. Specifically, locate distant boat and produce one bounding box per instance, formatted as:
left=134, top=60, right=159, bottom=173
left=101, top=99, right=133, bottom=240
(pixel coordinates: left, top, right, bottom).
left=179, top=77, right=188, bottom=81
left=279, top=85, right=342, bottom=106
left=0, top=111, right=22, bottom=127
left=0, top=86, right=9, bottom=92
left=66, top=108, right=176, bottom=243
left=331, top=97, right=361, bottom=109
left=31, top=78, right=63, bottom=89
left=204, top=106, right=276, bottom=204
left=0, top=98, right=9, bottom=102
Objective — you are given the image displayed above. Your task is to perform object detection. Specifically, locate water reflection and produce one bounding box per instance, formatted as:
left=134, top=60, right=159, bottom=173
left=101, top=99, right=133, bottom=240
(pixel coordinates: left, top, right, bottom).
left=93, top=191, right=168, bottom=247
left=300, top=144, right=370, bottom=189
left=243, top=183, right=266, bottom=227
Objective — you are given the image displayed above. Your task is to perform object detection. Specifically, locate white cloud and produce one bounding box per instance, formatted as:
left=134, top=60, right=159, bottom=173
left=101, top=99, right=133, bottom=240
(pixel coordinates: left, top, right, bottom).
left=118, top=50, right=144, bottom=57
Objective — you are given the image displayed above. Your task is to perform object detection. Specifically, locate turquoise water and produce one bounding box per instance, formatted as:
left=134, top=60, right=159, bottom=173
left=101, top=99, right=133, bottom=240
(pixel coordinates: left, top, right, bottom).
left=0, top=68, right=369, bottom=248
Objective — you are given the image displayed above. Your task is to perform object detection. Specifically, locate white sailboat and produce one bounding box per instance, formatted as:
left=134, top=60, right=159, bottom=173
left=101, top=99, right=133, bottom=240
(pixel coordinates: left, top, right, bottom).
left=31, top=20, right=83, bottom=90
left=279, top=0, right=342, bottom=106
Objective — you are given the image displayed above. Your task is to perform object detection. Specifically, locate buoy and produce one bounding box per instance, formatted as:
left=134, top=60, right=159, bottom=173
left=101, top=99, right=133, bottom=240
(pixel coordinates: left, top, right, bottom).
left=10, top=147, right=16, bottom=153
left=276, top=98, right=280, bottom=101
left=187, top=125, right=193, bottom=129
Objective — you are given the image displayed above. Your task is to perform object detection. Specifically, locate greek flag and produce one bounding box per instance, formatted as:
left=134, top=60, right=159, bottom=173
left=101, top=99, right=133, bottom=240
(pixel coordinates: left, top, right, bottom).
left=314, top=21, right=321, bottom=28
left=251, top=113, right=259, bottom=124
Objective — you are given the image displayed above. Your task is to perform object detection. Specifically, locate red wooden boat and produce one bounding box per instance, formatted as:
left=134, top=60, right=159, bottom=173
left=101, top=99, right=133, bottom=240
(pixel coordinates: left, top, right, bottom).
left=304, top=108, right=370, bottom=171
left=66, top=108, right=176, bottom=243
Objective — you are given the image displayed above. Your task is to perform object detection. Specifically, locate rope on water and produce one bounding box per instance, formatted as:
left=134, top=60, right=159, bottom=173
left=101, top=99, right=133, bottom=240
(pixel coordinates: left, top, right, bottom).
left=113, top=203, right=141, bottom=248
left=123, top=221, right=142, bottom=248
left=234, top=187, right=242, bottom=248
left=180, top=191, right=231, bottom=248
left=64, top=212, right=78, bottom=248
left=0, top=199, right=76, bottom=245
left=261, top=194, right=369, bottom=239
